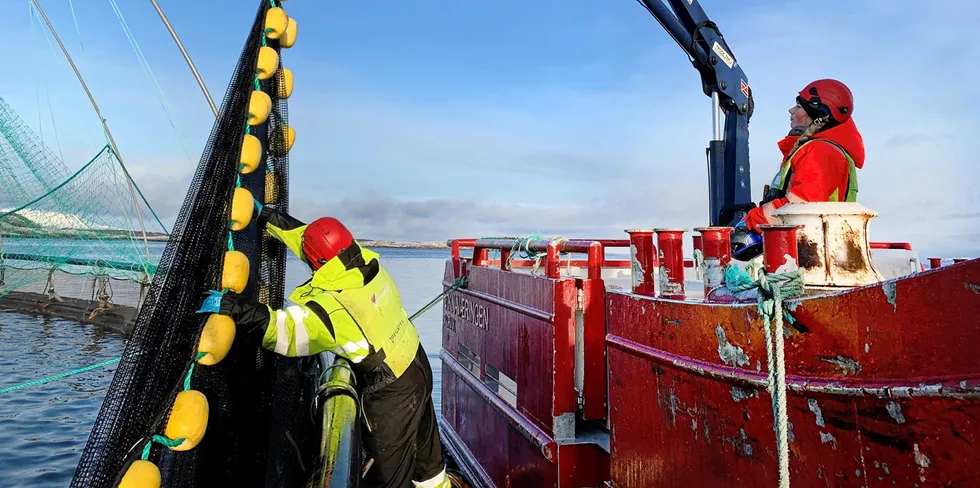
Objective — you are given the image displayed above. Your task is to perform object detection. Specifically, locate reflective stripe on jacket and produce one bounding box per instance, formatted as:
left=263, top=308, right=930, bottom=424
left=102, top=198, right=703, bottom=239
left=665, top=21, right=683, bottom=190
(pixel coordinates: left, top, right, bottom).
left=260, top=210, right=420, bottom=379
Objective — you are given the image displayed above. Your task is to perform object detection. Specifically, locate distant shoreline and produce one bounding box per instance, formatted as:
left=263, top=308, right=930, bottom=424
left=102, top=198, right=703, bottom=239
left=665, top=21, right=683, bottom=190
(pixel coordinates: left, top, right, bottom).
left=1, top=233, right=448, bottom=249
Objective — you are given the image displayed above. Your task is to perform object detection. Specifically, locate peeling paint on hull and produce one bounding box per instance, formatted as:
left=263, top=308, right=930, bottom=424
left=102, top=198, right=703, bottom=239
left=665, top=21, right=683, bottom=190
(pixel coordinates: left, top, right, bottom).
left=438, top=246, right=980, bottom=488
left=606, top=259, right=980, bottom=487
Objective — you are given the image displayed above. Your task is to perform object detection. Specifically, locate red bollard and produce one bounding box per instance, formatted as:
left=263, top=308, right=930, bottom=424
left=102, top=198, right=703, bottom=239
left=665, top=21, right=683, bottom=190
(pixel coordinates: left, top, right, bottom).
left=928, top=257, right=942, bottom=269
left=695, top=227, right=733, bottom=298
left=953, top=258, right=968, bottom=264
left=692, top=235, right=704, bottom=253
left=626, top=229, right=657, bottom=296
left=759, top=224, right=802, bottom=274
left=654, top=228, right=687, bottom=298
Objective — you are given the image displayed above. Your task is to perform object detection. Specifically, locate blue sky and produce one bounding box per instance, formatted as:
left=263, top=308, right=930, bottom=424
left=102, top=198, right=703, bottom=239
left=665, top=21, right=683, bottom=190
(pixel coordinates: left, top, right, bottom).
left=1, top=0, right=977, bottom=258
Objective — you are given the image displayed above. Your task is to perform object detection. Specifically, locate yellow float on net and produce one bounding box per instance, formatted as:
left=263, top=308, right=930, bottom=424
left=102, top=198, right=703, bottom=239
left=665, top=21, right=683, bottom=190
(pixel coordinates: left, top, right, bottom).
left=281, top=17, right=297, bottom=48
left=264, top=7, right=288, bottom=40
left=197, top=314, right=236, bottom=366
left=240, top=134, right=262, bottom=175
left=265, top=172, right=278, bottom=203
left=221, top=250, right=250, bottom=293
left=248, top=90, right=272, bottom=126
left=256, top=46, right=279, bottom=81
left=272, top=125, right=295, bottom=156
left=118, top=460, right=161, bottom=488
left=163, top=390, right=209, bottom=452
left=277, top=68, right=293, bottom=99
left=229, top=187, right=254, bottom=231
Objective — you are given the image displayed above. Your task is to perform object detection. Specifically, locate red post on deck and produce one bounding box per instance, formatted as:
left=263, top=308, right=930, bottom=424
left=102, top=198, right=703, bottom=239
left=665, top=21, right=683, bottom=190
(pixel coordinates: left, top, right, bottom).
left=626, top=229, right=657, bottom=296
left=759, top=224, right=802, bottom=274
left=695, top=227, right=733, bottom=296
left=928, top=257, right=942, bottom=269
left=449, top=239, right=476, bottom=279
left=545, top=241, right=561, bottom=279
left=654, top=228, right=687, bottom=298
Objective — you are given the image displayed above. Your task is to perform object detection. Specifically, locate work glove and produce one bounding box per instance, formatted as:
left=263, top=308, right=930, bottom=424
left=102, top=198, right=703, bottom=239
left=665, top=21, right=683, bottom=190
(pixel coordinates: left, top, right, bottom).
left=195, top=289, right=270, bottom=338
left=218, top=290, right=271, bottom=337
left=743, top=206, right=768, bottom=233
left=254, top=199, right=277, bottom=230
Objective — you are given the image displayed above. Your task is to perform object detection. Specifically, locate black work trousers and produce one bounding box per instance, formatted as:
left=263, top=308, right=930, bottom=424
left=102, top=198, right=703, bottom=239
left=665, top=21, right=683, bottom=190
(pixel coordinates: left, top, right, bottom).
left=360, top=343, right=446, bottom=488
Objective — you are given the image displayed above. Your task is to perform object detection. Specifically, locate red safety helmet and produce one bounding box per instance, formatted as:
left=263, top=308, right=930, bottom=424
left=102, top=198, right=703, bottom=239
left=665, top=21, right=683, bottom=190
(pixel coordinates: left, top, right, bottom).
left=797, top=79, right=853, bottom=124
left=302, top=217, right=355, bottom=270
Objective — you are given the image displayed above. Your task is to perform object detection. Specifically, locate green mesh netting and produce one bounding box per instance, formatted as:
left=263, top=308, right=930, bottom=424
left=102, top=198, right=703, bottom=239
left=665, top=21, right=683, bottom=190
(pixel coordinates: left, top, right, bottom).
left=0, top=95, right=166, bottom=295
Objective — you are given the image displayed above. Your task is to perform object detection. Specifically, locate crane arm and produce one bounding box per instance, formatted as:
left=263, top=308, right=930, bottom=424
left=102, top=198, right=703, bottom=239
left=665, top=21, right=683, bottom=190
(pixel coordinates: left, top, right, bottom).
left=635, top=0, right=755, bottom=226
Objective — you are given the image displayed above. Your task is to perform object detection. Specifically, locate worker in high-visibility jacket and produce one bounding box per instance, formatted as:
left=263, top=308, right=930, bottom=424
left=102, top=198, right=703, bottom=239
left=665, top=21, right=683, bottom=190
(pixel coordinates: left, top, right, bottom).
left=212, top=205, right=452, bottom=488
left=733, top=78, right=866, bottom=260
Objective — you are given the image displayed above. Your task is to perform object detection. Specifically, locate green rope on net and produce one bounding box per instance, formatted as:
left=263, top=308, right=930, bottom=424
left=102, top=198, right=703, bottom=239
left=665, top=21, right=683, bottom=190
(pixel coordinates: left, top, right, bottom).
left=140, top=434, right=187, bottom=461
left=183, top=352, right=208, bottom=391
left=127, top=2, right=286, bottom=473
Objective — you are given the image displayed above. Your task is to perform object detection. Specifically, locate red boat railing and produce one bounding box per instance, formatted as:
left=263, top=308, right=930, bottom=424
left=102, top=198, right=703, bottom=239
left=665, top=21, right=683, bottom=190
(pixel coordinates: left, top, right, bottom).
left=869, top=241, right=913, bottom=250
left=449, top=238, right=632, bottom=280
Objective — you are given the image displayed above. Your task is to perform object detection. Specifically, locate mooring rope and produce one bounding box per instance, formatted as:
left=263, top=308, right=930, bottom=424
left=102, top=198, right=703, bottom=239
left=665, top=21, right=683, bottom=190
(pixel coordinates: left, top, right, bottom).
left=724, top=262, right=804, bottom=487
left=0, top=357, right=120, bottom=395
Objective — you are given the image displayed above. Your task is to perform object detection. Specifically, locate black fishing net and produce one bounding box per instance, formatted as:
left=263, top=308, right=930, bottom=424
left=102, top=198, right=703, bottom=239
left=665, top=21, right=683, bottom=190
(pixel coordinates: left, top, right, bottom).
left=70, top=1, right=321, bottom=486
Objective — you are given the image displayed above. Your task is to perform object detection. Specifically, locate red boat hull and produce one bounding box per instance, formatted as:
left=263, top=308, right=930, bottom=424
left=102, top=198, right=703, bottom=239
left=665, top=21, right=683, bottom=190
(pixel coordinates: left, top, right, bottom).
left=606, top=258, right=980, bottom=487
left=438, top=238, right=980, bottom=487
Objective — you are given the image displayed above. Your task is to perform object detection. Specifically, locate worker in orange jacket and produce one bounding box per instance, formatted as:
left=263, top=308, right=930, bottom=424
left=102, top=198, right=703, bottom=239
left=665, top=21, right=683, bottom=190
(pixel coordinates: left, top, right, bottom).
left=732, top=79, right=866, bottom=260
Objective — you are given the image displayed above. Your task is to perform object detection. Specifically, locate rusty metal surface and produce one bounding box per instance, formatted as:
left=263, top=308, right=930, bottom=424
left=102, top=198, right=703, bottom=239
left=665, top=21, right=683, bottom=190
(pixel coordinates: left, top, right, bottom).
left=606, top=258, right=980, bottom=487
left=772, top=202, right=885, bottom=287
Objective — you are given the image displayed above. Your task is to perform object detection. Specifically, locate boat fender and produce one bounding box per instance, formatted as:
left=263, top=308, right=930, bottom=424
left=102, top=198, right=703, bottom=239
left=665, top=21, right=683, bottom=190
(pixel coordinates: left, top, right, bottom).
left=229, top=187, right=255, bottom=231
left=197, top=314, right=237, bottom=366
left=264, top=7, right=288, bottom=40
left=281, top=17, right=297, bottom=48
left=256, top=46, right=279, bottom=81
left=240, top=134, right=262, bottom=174
left=247, top=90, right=272, bottom=126
left=277, top=68, right=293, bottom=99
left=117, top=460, right=161, bottom=488
left=164, top=390, right=209, bottom=451
left=221, top=250, right=250, bottom=293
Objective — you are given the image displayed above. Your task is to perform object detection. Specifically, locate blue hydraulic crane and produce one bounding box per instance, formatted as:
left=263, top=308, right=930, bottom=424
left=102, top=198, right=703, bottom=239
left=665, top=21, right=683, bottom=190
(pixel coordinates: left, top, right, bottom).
left=635, top=0, right=755, bottom=226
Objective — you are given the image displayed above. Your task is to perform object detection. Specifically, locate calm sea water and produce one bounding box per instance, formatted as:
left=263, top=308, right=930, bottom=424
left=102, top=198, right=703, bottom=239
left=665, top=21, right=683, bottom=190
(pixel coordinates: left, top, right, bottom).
left=0, top=247, right=451, bottom=487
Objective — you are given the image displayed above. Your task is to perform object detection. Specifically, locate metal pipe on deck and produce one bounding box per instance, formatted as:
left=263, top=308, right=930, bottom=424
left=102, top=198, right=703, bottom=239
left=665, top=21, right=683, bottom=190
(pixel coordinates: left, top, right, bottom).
left=654, top=228, right=687, bottom=298
left=472, top=238, right=610, bottom=280
left=311, top=353, right=361, bottom=488
left=928, top=257, right=942, bottom=269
